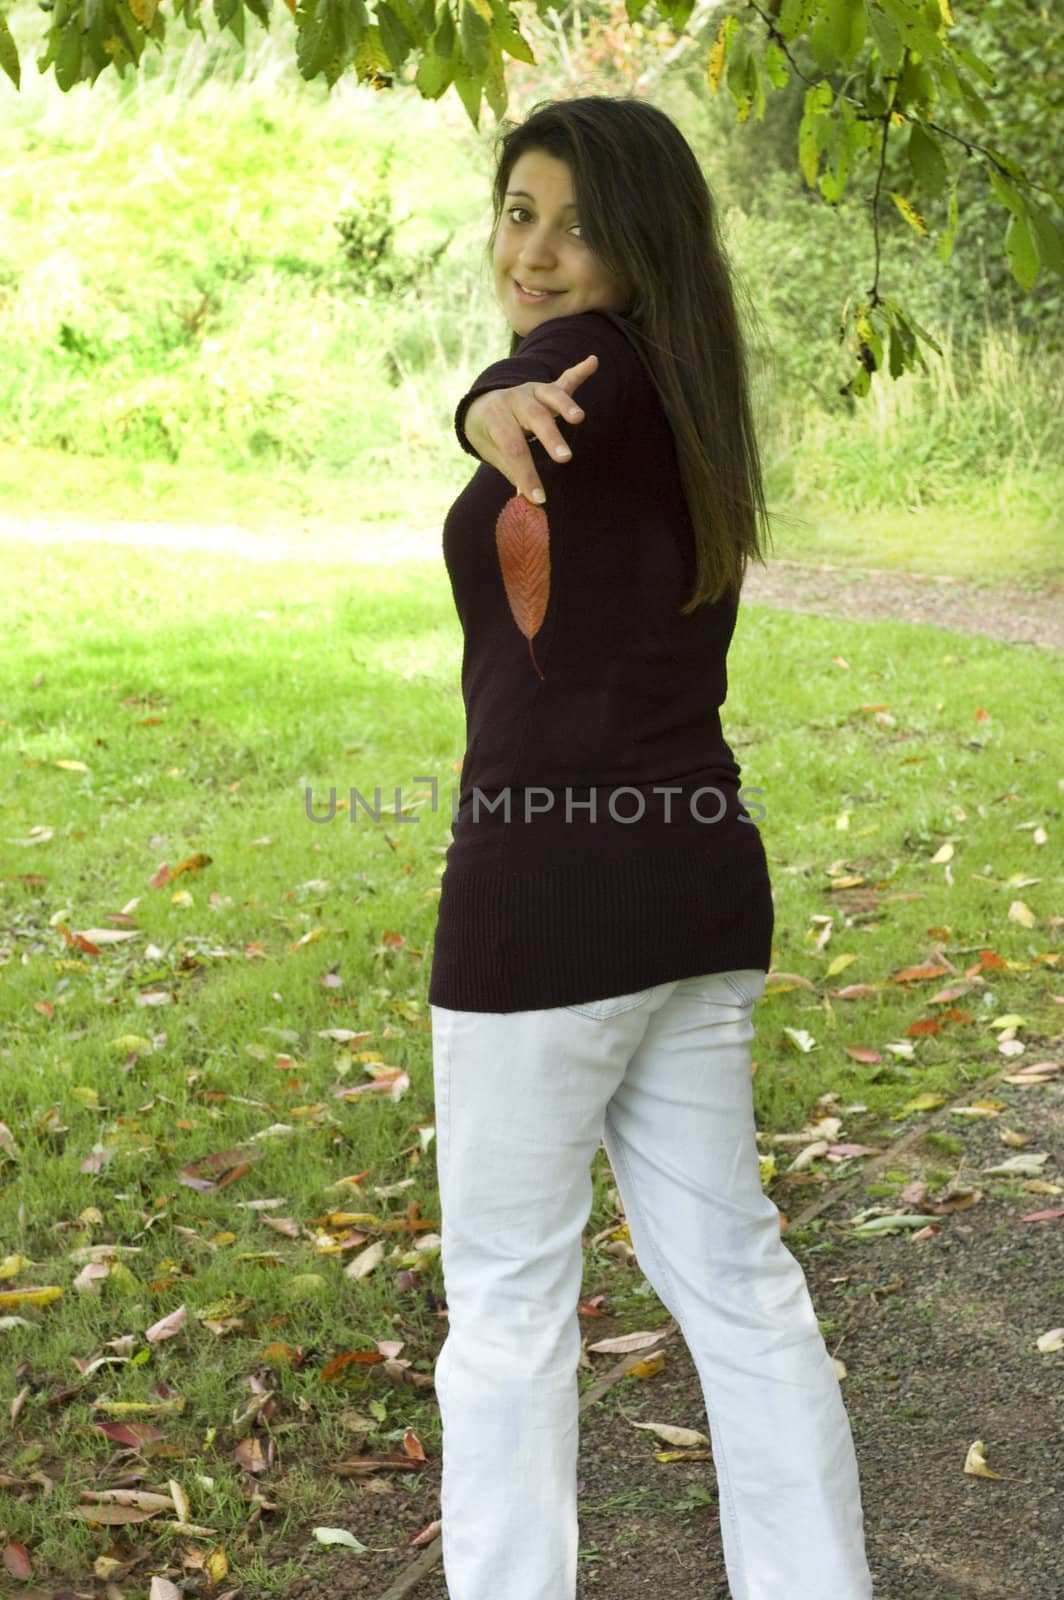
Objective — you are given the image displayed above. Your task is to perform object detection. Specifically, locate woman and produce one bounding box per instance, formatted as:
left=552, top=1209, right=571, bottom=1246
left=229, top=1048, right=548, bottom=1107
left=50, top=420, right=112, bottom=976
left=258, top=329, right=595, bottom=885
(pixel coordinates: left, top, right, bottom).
left=427, top=94, right=874, bottom=1599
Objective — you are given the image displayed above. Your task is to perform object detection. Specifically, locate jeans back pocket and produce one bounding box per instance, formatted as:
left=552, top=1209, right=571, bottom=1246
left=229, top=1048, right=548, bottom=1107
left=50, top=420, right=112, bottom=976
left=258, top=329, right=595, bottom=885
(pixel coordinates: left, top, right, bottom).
left=562, top=986, right=656, bottom=1021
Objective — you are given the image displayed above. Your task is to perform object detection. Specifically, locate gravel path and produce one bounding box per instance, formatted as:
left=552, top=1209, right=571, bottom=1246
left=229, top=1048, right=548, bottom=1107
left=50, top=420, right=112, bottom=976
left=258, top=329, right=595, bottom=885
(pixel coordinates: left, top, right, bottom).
left=741, top=556, right=1063, bottom=651
left=2, top=514, right=1060, bottom=650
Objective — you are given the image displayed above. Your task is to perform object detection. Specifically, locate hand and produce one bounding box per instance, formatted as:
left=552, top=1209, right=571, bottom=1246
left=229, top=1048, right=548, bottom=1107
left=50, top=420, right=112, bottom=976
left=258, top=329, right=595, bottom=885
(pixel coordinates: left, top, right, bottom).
left=462, top=352, right=599, bottom=505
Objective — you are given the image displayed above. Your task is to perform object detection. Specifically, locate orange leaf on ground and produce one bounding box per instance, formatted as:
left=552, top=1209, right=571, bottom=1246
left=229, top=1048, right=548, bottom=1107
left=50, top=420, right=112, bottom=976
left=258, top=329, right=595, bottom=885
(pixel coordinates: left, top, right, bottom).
left=2, top=1542, right=32, bottom=1580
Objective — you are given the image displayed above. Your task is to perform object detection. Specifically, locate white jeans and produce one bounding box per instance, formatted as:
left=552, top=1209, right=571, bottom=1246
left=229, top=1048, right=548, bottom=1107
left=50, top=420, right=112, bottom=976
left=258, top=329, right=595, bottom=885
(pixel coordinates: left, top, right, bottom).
left=430, top=970, right=874, bottom=1600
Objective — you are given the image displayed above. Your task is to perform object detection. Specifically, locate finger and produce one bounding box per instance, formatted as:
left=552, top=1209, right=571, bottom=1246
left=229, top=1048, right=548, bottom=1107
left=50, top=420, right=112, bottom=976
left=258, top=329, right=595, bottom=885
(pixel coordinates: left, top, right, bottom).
left=497, top=417, right=548, bottom=505
left=551, top=385, right=584, bottom=423
left=525, top=395, right=574, bottom=464
left=562, top=353, right=598, bottom=394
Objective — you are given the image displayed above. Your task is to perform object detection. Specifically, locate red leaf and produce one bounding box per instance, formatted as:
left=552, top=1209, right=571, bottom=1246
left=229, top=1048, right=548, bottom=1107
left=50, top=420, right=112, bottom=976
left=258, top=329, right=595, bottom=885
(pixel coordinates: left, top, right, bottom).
left=3, top=1541, right=33, bottom=1580
left=168, top=852, right=212, bottom=880
left=93, top=1420, right=165, bottom=1448
left=55, top=922, right=101, bottom=955
left=320, top=1349, right=385, bottom=1383
left=495, top=495, right=551, bottom=680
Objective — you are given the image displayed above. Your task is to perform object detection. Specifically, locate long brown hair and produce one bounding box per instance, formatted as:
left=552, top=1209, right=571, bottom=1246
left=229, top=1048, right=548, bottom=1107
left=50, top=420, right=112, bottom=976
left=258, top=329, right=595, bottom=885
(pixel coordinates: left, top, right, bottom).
left=484, top=94, right=773, bottom=614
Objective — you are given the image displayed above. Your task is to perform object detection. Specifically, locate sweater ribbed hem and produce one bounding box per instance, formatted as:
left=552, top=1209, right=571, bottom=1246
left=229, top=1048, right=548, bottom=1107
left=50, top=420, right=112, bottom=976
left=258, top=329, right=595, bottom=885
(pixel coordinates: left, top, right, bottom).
left=427, top=836, right=774, bottom=1014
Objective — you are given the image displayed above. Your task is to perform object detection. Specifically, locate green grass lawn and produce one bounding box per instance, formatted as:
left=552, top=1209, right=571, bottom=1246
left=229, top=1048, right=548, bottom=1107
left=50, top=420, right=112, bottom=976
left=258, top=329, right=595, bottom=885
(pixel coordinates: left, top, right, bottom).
left=1, top=532, right=1060, bottom=1589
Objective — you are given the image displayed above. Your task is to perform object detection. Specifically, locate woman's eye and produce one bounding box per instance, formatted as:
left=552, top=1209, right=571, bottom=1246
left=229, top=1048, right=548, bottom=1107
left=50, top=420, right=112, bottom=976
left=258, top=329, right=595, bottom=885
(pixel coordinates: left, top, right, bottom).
left=506, top=206, right=581, bottom=237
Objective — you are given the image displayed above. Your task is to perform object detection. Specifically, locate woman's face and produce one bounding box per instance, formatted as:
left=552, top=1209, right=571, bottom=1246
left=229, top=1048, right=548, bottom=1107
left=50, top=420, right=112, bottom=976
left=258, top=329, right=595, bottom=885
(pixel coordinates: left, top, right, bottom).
left=493, top=148, right=630, bottom=333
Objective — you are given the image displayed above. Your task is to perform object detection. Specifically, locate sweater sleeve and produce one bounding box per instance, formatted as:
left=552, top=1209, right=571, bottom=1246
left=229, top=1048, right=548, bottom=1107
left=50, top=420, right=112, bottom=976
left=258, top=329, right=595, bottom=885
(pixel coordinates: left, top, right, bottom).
left=454, top=310, right=637, bottom=473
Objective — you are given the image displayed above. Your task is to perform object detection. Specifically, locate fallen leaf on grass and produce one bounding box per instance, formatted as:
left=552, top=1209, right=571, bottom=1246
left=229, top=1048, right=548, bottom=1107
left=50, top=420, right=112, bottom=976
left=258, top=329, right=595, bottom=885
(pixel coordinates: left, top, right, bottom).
left=333, top=1065, right=410, bottom=1102
left=328, top=1450, right=425, bottom=1478
left=168, top=1478, right=190, bottom=1523
left=312, top=1527, right=370, bottom=1552
left=852, top=1213, right=936, bottom=1236
left=627, top=1349, right=666, bottom=1378
left=787, top=1140, right=830, bottom=1172
left=587, top=1329, right=670, bottom=1355
left=981, top=1153, right=1050, bottom=1177
left=234, top=1434, right=273, bottom=1474
left=0, top=1286, right=63, bottom=1310
left=924, top=1188, right=982, bottom=1214
left=67, top=1504, right=164, bottom=1525
left=9, top=1383, right=30, bottom=1425
left=145, top=1304, right=187, bottom=1343
left=2, top=1542, right=32, bottom=1580
left=93, top=1420, right=165, bottom=1448
left=178, top=1147, right=260, bottom=1192
left=79, top=1489, right=176, bottom=1510
left=320, top=1350, right=386, bottom=1383
left=92, top=1395, right=186, bottom=1418
left=344, top=1240, right=386, bottom=1279
left=926, top=982, right=977, bottom=1003
left=165, top=852, right=212, bottom=881
left=55, top=923, right=102, bottom=954
left=894, top=1093, right=946, bottom=1117
left=616, top=1408, right=710, bottom=1448
left=1036, top=1327, right=1064, bottom=1353
left=1002, top=1060, right=1060, bottom=1085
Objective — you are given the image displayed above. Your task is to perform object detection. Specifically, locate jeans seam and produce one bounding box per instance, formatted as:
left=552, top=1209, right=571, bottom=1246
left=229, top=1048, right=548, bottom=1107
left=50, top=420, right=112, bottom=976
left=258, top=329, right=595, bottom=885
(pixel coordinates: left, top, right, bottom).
left=722, top=971, right=755, bottom=1007
left=605, top=1128, right=751, bottom=1600
left=564, top=988, right=654, bottom=1020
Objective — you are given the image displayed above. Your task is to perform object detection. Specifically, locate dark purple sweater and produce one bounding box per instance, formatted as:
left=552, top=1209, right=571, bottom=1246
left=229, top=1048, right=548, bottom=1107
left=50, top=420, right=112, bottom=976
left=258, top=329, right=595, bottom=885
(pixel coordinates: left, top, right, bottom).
left=427, top=309, right=774, bottom=1013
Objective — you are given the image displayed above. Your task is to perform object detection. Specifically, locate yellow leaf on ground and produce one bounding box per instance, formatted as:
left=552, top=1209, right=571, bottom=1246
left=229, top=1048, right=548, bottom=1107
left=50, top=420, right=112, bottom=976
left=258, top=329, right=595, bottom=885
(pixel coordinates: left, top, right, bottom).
left=963, top=1440, right=1004, bottom=1479
left=0, top=1285, right=64, bottom=1309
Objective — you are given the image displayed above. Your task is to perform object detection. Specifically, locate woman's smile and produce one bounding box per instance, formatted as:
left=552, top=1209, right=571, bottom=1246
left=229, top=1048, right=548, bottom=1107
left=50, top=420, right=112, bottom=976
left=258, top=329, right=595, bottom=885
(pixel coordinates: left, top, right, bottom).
left=513, top=278, right=565, bottom=303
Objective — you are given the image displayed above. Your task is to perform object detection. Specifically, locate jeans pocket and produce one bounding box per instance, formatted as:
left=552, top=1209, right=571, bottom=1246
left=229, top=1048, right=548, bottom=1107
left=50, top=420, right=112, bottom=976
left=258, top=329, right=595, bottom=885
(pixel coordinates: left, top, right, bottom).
left=719, top=968, right=767, bottom=1007
left=562, top=986, right=655, bottom=1021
